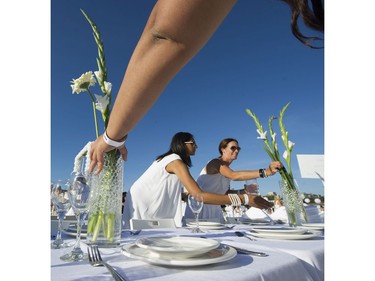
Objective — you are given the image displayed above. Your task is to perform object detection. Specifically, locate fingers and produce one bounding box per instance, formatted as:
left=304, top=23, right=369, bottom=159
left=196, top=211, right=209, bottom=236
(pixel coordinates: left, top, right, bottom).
left=88, top=136, right=107, bottom=175
left=118, top=145, right=128, bottom=161
left=88, top=148, right=104, bottom=175
left=251, top=195, right=273, bottom=209
left=269, top=161, right=284, bottom=175
left=88, top=136, right=128, bottom=175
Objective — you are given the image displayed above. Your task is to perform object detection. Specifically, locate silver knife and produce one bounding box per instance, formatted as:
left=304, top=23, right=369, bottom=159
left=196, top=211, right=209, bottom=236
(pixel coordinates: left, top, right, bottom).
left=200, top=236, right=268, bottom=257
left=225, top=244, right=269, bottom=257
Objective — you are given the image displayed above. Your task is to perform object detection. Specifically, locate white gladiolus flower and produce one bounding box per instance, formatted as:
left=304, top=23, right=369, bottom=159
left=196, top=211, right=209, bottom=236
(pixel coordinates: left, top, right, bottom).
left=288, top=140, right=295, bottom=149
left=257, top=129, right=267, bottom=140
left=271, top=132, right=276, bottom=142
left=104, top=81, right=112, bottom=94
left=95, top=94, right=110, bottom=113
left=71, top=71, right=96, bottom=94
left=94, top=70, right=103, bottom=82
left=283, top=150, right=288, bottom=160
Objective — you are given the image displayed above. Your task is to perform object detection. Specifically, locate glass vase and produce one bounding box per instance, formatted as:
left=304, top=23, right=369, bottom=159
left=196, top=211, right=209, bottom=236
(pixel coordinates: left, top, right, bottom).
left=279, top=179, right=307, bottom=227
left=86, top=150, right=123, bottom=247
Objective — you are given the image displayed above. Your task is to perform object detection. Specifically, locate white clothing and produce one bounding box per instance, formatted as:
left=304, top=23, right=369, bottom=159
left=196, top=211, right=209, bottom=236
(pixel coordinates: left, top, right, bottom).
left=122, top=154, right=183, bottom=229
left=184, top=166, right=230, bottom=223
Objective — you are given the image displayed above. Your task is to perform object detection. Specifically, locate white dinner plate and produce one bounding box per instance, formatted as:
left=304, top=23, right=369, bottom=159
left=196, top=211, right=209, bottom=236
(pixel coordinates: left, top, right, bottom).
left=248, top=229, right=321, bottom=240
left=121, top=243, right=237, bottom=266
left=135, top=236, right=219, bottom=258
left=301, top=223, right=324, bottom=230
left=187, top=222, right=227, bottom=230
left=251, top=227, right=308, bottom=235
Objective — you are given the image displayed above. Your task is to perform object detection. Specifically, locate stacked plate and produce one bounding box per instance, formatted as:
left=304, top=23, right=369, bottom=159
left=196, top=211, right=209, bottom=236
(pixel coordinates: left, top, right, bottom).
left=186, top=221, right=227, bottom=230
left=121, top=236, right=237, bottom=266
left=248, top=227, right=321, bottom=240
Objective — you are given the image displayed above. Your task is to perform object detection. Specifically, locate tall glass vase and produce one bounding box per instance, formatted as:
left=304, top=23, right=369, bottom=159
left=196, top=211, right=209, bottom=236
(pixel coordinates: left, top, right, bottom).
left=279, top=179, right=307, bottom=227
left=86, top=150, right=123, bottom=247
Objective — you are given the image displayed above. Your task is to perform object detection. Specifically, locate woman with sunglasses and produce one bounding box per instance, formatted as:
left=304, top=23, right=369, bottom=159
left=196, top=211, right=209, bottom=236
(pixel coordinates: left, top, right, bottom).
left=122, top=133, right=273, bottom=229
left=184, top=138, right=282, bottom=223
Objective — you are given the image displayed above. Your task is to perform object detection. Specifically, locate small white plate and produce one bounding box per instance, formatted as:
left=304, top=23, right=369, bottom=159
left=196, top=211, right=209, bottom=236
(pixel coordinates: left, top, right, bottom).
left=301, top=223, right=324, bottom=230
left=121, top=243, right=237, bottom=266
left=135, top=236, right=219, bottom=258
left=249, top=229, right=321, bottom=240
left=251, top=227, right=308, bottom=235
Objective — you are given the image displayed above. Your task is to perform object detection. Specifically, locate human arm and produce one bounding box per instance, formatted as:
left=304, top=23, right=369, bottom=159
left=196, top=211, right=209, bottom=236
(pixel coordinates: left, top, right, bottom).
left=212, top=160, right=283, bottom=181
left=167, top=159, right=273, bottom=209
left=88, top=0, right=237, bottom=174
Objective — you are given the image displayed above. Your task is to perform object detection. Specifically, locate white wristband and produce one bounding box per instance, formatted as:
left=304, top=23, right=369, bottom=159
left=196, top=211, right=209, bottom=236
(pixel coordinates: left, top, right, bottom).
left=103, top=131, right=126, bottom=148
left=243, top=193, right=249, bottom=205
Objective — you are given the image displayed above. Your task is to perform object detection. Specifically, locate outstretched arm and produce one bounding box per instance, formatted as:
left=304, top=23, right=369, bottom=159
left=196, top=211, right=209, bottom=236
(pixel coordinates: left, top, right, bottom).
left=89, top=0, right=237, bottom=174
left=168, top=159, right=273, bottom=210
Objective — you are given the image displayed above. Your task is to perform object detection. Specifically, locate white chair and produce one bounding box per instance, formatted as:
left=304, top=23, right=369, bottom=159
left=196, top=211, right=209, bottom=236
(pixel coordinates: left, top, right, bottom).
left=129, top=219, right=177, bottom=230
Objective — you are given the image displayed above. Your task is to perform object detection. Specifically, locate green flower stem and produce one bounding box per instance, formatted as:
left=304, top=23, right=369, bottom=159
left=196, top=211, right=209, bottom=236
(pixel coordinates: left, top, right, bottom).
left=107, top=214, right=115, bottom=240
left=86, top=88, right=99, bottom=138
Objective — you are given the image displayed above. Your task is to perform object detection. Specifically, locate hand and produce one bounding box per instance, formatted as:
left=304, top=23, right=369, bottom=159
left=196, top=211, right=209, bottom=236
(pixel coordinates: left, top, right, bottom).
left=88, top=135, right=128, bottom=174
left=248, top=194, right=274, bottom=210
left=268, top=161, right=283, bottom=176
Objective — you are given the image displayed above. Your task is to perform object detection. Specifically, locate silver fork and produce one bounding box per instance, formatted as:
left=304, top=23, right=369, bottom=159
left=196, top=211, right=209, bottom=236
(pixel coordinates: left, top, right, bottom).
left=88, top=245, right=128, bottom=281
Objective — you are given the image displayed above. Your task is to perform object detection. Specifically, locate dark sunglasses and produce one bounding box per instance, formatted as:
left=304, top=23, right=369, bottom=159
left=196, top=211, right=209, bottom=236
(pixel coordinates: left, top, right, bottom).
left=230, top=146, right=241, bottom=152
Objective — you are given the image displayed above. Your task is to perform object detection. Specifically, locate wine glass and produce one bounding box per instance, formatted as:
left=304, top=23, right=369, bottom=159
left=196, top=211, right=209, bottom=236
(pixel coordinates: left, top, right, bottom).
left=244, top=179, right=276, bottom=225
left=51, top=179, right=71, bottom=249
left=60, top=172, right=91, bottom=262
left=188, top=194, right=204, bottom=233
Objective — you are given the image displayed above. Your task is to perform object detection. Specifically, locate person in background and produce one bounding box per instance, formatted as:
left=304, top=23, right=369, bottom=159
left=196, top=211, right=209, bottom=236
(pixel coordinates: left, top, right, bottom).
left=88, top=0, right=324, bottom=175
left=122, top=132, right=273, bottom=228
left=184, top=138, right=283, bottom=223
left=121, top=192, right=127, bottom=213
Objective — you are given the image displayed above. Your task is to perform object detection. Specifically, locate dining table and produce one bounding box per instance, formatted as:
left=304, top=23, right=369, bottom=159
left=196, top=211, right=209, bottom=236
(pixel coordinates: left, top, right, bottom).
left=50, top=223, right=324, bottom=281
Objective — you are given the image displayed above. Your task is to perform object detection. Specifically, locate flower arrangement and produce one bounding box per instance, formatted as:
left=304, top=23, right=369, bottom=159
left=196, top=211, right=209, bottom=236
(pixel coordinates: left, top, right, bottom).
left=70, top=10, right=122, bottom=244
left=70, top=10, right=112, bottom=137
left=246, top=102, right=307, bottom=225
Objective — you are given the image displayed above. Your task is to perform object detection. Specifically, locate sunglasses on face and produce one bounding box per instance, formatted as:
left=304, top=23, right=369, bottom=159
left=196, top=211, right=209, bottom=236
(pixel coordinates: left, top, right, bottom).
left=184, top=140, right=197, bottom=146
left=229, top=146, right=241, bottom=152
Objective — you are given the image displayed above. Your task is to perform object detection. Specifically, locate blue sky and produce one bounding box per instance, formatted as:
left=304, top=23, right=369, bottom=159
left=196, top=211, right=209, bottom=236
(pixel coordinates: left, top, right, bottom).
left=51, top=0, right=324, bottom=196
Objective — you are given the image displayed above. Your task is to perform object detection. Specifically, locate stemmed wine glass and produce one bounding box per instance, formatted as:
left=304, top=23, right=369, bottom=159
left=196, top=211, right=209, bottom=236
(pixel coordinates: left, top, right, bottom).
left=51, top=179, right=71, bottom=249
left=60, top=172, right=91, bottom=262
left=244, top=179, right=276, bottom=225
left=188, top=194, right=204, bottom=233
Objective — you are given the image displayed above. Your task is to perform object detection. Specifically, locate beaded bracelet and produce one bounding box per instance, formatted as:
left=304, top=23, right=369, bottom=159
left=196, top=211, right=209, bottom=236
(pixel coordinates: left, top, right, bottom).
left=228, top=193, right=241, bottom=206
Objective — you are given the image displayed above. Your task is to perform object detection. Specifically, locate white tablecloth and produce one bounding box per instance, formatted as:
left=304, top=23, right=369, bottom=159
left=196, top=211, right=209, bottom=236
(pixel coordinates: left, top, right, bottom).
left=51, top=225, right=324, bottom=281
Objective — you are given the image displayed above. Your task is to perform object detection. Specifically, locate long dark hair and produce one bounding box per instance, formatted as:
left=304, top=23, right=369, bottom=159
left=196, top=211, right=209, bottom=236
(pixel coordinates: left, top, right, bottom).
left=156, top=132, right=194, bottom=167
left=283, top=0, right=324, bottom=48
left=218, top=138, right=238, bottom=156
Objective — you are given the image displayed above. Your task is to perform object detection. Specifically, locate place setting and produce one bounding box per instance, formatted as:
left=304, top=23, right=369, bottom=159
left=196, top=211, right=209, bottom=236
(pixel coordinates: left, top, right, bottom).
left=121, top=235, right=237, bottom=267
left=245, top=226, right=322, bottom=240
